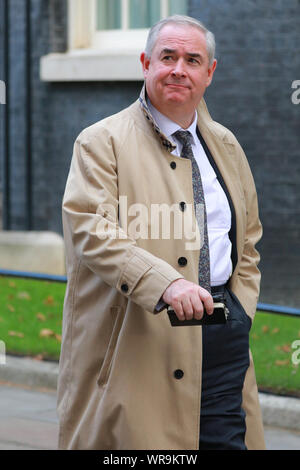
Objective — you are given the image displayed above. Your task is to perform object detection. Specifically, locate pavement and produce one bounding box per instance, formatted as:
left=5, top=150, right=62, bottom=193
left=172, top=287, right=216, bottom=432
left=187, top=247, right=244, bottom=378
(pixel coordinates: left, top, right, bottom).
left=0, top=355, right=300, bottom=450
left=0, top=382, right=58, bottom=450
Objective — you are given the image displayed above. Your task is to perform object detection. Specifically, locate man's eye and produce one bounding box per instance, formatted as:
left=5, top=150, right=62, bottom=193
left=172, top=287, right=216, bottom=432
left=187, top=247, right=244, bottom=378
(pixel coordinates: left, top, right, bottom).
left=189, top=58, right=199, bottom=64
left=162, top=56, right=173, bottom=61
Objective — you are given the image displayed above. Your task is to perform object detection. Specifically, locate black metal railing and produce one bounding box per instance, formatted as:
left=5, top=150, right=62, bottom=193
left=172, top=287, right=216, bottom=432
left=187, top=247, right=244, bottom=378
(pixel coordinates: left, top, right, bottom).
left=1, top=268, right=300, bottom=318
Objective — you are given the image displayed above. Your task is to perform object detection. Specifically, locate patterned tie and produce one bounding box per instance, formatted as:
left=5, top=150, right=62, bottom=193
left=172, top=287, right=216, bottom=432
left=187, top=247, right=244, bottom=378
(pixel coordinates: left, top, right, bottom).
left=173, top=130, right=211, bottom=292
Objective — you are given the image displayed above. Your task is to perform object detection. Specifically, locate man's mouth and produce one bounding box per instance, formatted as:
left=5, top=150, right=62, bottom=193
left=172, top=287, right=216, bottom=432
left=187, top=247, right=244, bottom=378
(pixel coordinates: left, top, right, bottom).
left=165, top=83, right=189, bottom=89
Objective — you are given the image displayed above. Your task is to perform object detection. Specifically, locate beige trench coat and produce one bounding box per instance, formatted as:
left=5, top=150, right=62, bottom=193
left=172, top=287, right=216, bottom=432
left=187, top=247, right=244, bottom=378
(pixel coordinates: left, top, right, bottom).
left=57, top=93, right=265, bottom=450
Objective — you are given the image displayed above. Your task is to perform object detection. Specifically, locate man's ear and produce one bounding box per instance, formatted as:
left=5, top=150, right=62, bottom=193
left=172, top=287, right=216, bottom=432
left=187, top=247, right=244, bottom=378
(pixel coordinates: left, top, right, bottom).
left=140, top=52, right=150, bottom=78
left=206, top=59, right=217, bottom=87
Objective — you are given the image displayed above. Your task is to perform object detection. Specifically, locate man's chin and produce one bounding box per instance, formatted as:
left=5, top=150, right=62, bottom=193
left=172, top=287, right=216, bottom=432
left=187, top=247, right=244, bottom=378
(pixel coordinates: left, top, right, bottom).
left=166, top=86, right=188, bottom=95
left=165, top=94, right=187, bottom=105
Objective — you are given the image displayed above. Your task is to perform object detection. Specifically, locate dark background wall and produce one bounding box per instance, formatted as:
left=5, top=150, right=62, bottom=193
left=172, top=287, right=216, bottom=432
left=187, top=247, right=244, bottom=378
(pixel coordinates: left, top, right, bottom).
left=0, top=0, right=299, bottom=307
left=190, top=0, right=300, bottom=307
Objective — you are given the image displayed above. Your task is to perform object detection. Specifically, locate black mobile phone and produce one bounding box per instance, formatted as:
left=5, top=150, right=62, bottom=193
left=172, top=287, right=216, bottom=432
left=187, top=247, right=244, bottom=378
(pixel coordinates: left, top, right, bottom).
left=167, top=302, right=229, bottom=327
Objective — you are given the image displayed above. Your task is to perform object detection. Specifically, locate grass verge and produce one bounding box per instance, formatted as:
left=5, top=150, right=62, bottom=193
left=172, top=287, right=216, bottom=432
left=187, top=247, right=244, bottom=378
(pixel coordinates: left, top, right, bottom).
left=250, top=312, right=300, bottom=397
left=0, top=276, right=64, bottom=361
left=0, top=275, right=299, bottom=396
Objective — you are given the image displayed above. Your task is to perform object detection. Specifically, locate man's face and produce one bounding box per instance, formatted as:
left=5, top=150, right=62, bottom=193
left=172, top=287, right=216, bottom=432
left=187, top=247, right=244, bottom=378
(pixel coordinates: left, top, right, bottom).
left=141, top=24, right=217, bottom=119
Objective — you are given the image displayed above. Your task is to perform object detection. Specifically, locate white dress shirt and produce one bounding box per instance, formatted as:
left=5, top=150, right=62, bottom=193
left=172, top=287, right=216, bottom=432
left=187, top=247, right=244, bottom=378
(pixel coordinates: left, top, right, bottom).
left=147, top=100, right=232, bottom=286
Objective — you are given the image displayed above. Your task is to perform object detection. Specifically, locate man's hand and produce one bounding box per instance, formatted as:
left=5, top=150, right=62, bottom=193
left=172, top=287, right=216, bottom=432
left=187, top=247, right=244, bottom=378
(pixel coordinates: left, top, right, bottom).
left=162, top=279, right=214, bottom=321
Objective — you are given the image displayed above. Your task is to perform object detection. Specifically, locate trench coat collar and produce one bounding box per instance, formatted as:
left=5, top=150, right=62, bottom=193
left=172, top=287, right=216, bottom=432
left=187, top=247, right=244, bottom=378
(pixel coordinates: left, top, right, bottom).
left=139, top=84, right=214, bottom=152
left=139, top=85, right=177, bottom=153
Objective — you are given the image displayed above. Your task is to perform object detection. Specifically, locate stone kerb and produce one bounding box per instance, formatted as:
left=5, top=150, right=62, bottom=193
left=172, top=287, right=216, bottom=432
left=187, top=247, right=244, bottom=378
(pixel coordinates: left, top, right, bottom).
left=0, top=231, right=66, bottom=276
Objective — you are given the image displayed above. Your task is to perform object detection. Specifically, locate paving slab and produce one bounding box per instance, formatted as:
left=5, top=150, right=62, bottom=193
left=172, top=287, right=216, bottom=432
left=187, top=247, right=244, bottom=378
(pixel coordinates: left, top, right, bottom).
left=1, top=354, right=300, bottom=444
left=0, top=383, right=58, bottom=450
left=0, top=383, right=300, bottom=450
left=264, top=426, right=300, bottom=450
left=259, top=392, right=300, bottom=431
left=0, top=355, right=58, bottom=390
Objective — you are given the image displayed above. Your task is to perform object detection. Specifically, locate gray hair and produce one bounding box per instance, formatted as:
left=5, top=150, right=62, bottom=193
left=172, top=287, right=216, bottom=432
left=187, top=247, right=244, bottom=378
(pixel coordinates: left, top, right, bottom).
left=145, top=15, right=216, bottom=67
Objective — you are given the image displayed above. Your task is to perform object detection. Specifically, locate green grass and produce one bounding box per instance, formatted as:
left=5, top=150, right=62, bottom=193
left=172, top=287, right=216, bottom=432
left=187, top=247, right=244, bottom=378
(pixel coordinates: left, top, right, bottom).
left=250, top=312, right=300, bottom=397
left=0, top=276, right=65, bottom=361
left=0, top=275, right=299, bottom=396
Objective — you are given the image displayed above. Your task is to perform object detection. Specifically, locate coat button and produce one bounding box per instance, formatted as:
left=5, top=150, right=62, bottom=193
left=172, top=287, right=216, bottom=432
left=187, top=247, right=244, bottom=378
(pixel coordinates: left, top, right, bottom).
left=178, top=257, right=187, bottom=267
left=170, top=161, right=176, bottom=169
left=174, top=369, right=184, bottom=379
left=121, top=283, right=129, bottom=293
left=179, top=201, right=186, bottom=212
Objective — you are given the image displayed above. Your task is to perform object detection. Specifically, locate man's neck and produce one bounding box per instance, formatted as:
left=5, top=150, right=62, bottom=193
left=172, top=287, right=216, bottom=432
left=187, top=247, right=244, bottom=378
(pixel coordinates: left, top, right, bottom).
left=147, top=99, right=198, bottom=140
left=161, top=110, right=195, bottom=129
left=147, top=99, right=196, bottom=129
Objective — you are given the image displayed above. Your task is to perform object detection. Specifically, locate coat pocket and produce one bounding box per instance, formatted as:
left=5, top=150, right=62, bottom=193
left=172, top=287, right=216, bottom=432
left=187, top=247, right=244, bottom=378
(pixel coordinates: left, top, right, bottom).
left=225, top=288, right=252, bottom=330
left=97, top=306, right=124, bottom=387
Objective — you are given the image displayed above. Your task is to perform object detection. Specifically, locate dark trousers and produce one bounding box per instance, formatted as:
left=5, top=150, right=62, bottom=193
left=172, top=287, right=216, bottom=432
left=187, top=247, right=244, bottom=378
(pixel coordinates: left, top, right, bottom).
left=199, top=287, right=252, bottom=450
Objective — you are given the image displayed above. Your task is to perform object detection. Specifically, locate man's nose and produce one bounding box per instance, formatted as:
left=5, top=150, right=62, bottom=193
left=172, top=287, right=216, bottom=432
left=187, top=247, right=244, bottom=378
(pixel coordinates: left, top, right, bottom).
left=171, top=59, right=187, bottom=78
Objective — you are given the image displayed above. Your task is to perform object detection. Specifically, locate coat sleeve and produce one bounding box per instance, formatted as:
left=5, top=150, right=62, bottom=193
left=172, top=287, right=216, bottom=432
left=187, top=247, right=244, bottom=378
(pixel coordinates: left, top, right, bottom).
left=233, top=141, right=263, bottom=320
left=62, top=126, right=183, bottom=314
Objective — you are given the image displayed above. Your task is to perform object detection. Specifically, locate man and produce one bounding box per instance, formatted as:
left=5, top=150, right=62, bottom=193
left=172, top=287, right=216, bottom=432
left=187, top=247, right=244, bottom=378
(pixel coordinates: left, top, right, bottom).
left=57, top=15, right=265, bottom=450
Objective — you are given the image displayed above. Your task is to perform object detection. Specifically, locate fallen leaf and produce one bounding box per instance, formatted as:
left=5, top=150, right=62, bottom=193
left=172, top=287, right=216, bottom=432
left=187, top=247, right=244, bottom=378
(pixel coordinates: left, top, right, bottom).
left=0, top=317, right=4, bottom=323
left=251, top=333, right=259, bottom=340
left=275, top=359, right=289, bottom=366
left=43, top=296, right=55, bottom=306
left=33, top=354, right=44, bottom=361
left=262, top=325, right=269, bottom=333
left=276, top=344, right=292, bottom=353
left=36, top=313, right=46, bottom=322
left=8, top=281, right=16, bottom=288
left=17, top=291, right=31, bottom=300
left=8, top=331, right=24, bottom=338
left=39, top=328, right=55, bottom=338
left=7, top=304, right=15, bottom=312
left=54, top=334, right=62, bottom=342
left=271, top=328, right=280, bottom=334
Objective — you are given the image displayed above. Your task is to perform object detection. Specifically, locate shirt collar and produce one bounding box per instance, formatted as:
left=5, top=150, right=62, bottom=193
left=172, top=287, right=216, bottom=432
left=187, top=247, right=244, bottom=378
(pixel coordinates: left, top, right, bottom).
left=147, top=99, right=198, bottom=145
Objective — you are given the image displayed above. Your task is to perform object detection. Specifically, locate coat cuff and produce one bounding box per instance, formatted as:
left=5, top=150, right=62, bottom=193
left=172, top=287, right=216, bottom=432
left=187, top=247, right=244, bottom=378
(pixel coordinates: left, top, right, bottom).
left=116, top=247, right=184, bottom=314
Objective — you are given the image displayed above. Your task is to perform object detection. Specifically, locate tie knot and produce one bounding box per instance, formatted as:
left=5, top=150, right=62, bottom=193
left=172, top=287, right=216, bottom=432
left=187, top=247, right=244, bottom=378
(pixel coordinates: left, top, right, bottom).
left=173, top=130, right=194, bottom=159
left=173, top=130, right=193, bottom=147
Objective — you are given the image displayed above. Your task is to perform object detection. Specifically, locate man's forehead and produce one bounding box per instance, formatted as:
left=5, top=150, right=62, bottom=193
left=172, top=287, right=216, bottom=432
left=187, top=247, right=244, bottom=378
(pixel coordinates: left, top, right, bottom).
left=154, top=24, right=207, bottom=51
left=157, top=23, right=205, bottom=41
